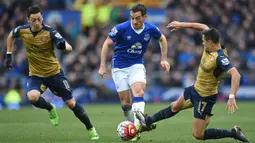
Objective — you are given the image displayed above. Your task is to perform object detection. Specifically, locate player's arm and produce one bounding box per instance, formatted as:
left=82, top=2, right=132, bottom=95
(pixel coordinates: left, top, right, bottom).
left=158, top=34, right=167, bottom=61
left=5, top=29, right=17, bottom=69
left=167, top=21, right=209, bottom=32
left=98, top=36, right=114, bottom=78
left=6, top=31, right=15, bottom=54
left=153, top=25, right=170, bottom=73
left=50, top=29, right=72, bottom=52
left=100, top=36, right=114, bottom=66
left=55, top=39, right=72, bottom=52
left=217, top=55, right=240, bottom=113
left=98, top=25, right=119, bottom=78
left=158, top=34, right=170, bottom=73
left=226, top=67, right=241, bottom=113
left=227, top=67, right=241, bottom=98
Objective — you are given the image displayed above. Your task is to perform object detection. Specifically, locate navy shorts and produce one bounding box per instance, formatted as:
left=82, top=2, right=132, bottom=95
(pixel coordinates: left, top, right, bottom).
left=183, top=86, right=217, bottom=120
left=27, top=70, right=73, bottom=101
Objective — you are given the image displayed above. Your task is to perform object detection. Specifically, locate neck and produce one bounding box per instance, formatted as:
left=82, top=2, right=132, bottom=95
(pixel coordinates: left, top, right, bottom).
left=136, top=25, right=144, bottom=30
left=31, top=25, right=43, bottom=32
left=209, top=43, right=221, bottom=53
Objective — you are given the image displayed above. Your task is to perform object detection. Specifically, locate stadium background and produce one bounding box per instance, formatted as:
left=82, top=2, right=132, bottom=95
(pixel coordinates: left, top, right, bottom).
left=0, top=0, right=254, bottom=108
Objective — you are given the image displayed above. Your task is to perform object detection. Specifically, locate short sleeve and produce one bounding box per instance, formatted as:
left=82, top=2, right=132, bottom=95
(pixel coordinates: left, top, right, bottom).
left=216, top=55, right=233, bottom=72
left=12, top=26, right=22, bottom=38
left=50, top=29, right=65, bottom=45
left=152, top=25, right=162, bottom=40
left=108, top=25, right=121, bottom=42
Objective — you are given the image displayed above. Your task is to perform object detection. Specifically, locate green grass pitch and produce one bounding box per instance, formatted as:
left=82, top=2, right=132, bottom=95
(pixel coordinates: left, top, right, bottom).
left=0, top=102, right=254, bottom=143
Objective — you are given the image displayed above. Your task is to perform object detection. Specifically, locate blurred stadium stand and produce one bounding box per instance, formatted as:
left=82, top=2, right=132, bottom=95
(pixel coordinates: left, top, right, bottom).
left=0, top=0, right=255, bottom=108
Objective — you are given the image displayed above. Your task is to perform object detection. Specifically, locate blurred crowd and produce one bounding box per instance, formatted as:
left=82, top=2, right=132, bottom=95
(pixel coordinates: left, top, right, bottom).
left=0, top=0, right=255, bottom=107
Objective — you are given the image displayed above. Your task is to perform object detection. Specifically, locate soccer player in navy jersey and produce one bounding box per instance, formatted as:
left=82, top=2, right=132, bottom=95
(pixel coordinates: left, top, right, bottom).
left=4, top=5, right=99, bottom=140
left=98, top=4, right=170, bottom=141
left=135, top=21, right=249, bottom=142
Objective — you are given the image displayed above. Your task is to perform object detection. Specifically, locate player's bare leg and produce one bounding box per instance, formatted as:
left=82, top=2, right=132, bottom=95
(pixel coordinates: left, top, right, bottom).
left=118, top=90, right=134, bottom=122
left=27, top=90, right=59, bottom=126
left=192, top=116, right=210, bottom=140
left=131, top=82, right=146, bottom=126
left=65, top=98, right=99, bottom=140
left=193, top=116, right=249, bottom=142
left=129, top=82, right=146, bottom=142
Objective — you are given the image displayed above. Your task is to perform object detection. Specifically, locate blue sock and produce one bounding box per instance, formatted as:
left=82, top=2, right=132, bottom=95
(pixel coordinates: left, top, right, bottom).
left=133, top=97, right=144, bottom=103
left=71, top=103, right=93, bottom=130
left=31, top=97, right=53, bottom=111
left=148, top=105, right=178, bottom=125
left=204, top=128, right=235, bottom=140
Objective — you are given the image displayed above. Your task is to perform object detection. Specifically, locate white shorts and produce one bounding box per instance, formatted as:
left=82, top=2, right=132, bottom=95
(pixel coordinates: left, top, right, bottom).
left=111, top=64, right=146, bottom=92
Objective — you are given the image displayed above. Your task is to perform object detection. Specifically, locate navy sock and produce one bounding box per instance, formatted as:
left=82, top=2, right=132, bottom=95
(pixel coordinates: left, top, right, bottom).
left=148, top=105, right=178, bottom=125
left=71, top=103, right=93, bottom=130
left=204, top=128, right=235, bottom=140
left=31, top=97, right=53, bottom=111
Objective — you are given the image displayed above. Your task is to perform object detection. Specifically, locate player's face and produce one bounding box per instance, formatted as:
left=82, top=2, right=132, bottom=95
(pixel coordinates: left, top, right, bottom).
left=28, top=13, right=43, bottom=32
left=130, top=11, right=146, bottom=29
left=202, top=35, right=212, bottom=52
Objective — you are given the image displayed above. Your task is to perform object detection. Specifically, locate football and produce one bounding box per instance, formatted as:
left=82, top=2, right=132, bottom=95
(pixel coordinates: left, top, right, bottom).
left=117, top=121, right=137, bottom=141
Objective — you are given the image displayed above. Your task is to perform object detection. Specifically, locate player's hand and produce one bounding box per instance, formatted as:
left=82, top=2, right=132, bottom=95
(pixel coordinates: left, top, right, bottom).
left=167, top=21, right=182, bottom=32
left=226, top=97, right=238, bottom=114
left=98, top=65, right=107, bottom=78
left=5, top=53, right=12, bottom=69
left=160, top=60, right=170, bottom=73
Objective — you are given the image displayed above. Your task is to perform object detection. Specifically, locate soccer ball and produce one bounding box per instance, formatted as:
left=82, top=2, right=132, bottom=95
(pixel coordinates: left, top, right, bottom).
left=117, top=121, right=137, bottom=141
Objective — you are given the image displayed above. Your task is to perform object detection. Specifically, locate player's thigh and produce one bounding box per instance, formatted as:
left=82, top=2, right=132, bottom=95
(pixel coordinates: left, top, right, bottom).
left=192, top=116, right=210, bottom=140
left=171, top=94, right=186, bottom=112
left=27, top=76, right=45, bottom=101
left=112, top=68, right=130, bottom=92
left=118, top=90, right=132, bottom=106
left=128, top=64, right=146, bottom=88
left=172, top=86, right=195, bottom=112
left=46, top=70, right=73, bottom=102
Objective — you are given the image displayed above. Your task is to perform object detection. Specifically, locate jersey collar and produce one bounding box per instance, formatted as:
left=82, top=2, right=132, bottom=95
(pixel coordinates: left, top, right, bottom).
left=130, top=21, right=145, bottom=34
left=29, top=23, right=44, bottom=37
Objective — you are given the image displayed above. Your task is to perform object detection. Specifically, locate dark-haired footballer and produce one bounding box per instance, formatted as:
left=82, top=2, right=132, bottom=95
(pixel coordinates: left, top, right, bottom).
left=98, top=4, right=170, bottom=141
left=135, top=21, right=249, bottom=142
left=4, top=5, right=99, bottom=140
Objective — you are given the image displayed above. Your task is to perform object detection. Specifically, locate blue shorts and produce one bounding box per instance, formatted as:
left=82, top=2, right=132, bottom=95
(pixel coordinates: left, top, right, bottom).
left=183, top=86, right=217, bottom=120
left=27, top=69, right=73, bottom=101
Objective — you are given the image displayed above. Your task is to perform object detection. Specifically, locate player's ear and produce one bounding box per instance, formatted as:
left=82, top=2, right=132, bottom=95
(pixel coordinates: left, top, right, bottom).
left=144, top=14, right=147, bottom=19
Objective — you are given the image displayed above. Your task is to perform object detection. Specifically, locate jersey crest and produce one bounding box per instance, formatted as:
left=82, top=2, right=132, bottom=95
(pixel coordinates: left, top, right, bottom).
left=144, top=34, right=150, bottom=41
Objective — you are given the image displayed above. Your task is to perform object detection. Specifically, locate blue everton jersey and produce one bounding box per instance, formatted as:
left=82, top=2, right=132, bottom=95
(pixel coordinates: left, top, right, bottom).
left=108, top=21, right=162, bottom=68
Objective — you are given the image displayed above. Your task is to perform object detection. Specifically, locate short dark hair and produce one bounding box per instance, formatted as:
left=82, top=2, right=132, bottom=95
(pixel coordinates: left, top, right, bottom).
left=130, top=4, right=146, bottom=16
left=201, top=28, right=220, bottom=43
left=27, top=5, right=42, bottom=18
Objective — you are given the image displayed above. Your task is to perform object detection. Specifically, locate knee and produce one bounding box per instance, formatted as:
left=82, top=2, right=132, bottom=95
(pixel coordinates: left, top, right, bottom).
left=192, top=131, right=204, bottom=140
left=171, top=102, right=181, bottom=112
left=27, top=90, right=40, bottom=103
left=65, top=98, right=76, bottom=109
left=121, top=101, right=132, bottom=107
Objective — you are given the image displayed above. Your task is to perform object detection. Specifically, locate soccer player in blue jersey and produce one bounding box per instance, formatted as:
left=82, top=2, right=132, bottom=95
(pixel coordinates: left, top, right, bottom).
left=98, top=4, right=170, bottom=141
left=4, top=5, right=99, bottom=140
left=135, top=21, right=249, bottom=142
